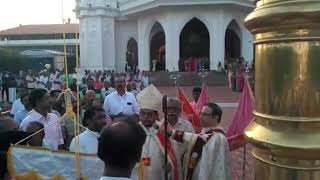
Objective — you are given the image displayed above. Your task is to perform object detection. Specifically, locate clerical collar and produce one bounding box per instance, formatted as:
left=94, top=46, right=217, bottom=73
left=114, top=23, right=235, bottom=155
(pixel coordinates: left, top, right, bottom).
left=201, top=126, right=225, bottom=135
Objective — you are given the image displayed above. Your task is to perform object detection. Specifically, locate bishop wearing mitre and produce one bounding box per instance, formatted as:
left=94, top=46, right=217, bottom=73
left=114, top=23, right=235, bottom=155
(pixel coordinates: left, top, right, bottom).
left=131, top=84, right=179, bottom=180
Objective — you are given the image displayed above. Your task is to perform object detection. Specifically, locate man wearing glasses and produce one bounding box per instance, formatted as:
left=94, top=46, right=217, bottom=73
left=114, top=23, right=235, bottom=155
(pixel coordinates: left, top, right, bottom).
left=167, top=103, right=231, bottom=180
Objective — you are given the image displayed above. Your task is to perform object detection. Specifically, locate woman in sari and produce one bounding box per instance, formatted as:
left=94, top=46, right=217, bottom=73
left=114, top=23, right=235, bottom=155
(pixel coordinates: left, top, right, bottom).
left=236, top=61, right=245, bottom=92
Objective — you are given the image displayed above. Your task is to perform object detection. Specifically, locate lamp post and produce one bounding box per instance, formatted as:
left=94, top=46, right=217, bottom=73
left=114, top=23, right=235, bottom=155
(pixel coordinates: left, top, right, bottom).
left=244, top=0, right=320, bottom=179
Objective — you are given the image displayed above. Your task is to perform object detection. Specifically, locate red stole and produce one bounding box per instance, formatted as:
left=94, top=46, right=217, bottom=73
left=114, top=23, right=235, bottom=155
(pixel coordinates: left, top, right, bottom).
left=156, top=133, right=179, bottom=180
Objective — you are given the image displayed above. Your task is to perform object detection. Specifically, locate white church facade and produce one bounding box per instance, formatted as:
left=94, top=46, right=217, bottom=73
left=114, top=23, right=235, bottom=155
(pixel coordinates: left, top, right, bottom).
left=75, top=0, right=254, bottom=72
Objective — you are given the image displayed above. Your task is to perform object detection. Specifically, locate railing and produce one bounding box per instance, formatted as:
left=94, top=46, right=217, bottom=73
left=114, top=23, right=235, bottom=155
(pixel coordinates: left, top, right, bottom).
left=0, top=39, right=79, bottom=47
left=76, top=0, right=118, bottom=8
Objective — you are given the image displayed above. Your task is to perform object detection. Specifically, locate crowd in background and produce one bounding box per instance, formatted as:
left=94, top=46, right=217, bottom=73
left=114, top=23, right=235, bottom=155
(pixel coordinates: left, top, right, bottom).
left=0, top=75, right=230, bottom=180
left=224, top=57, right=253, bottom=92
left=2, top=71, right=150, bottom=150
left=0, top=64, right=248, bottom=179
left=0, top=69, right=150, bottom=104
left=178, top=56, right=210, bottom=72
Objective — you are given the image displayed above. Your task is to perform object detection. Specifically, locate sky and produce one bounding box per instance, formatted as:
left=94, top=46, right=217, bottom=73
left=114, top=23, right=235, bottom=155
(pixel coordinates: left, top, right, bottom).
left=0, top=0, right=76, bottom=30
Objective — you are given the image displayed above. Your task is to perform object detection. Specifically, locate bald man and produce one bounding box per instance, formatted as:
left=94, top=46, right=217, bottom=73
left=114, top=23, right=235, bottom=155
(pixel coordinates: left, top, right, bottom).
left=162, top=97, right=195, bottom=179
left=165, top=97, right=195, bottom=133
left=98, top=119, right=146, bottom=180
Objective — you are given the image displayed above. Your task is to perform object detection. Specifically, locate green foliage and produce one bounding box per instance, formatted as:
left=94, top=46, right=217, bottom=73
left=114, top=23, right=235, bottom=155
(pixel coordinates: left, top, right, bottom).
left=0, top=48, right=26, bottom=72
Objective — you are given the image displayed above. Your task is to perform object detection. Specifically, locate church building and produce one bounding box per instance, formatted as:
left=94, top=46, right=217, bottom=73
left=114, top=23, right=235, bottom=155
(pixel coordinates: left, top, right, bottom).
left=75, top=0, right=254, bottom=72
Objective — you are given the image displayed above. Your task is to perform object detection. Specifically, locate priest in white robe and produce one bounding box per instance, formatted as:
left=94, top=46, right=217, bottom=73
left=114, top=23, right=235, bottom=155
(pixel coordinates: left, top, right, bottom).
left=161, top=97, right=195, bottom=180
left=169, top=102, right=231, bottom=180
left=164, top=97, right=195, bottom=133
left=131, top=85, right=180, bottom=180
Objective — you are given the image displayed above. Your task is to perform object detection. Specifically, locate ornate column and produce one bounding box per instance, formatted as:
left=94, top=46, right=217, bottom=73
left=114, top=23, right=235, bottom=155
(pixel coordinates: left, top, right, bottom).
left=244, top=0, right=320, bottom=179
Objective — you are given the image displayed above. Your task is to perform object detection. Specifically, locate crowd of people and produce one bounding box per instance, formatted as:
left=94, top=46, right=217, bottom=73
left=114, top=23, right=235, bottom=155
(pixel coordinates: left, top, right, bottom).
left=225, top=57, right=252, bottom=92
left=178, top=56, right=210, bottom=72
left=0, top=71, right=232, bottom=179
left=0, top=69, right=150, bottom=104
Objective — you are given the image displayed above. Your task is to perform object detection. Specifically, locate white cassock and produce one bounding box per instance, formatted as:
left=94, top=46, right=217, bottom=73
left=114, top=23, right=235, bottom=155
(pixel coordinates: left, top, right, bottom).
left=160, top=117, right=195, bottom=180
left=171, top=126, right=231, bottom=180
left=131, top=123, right=179, bottom=180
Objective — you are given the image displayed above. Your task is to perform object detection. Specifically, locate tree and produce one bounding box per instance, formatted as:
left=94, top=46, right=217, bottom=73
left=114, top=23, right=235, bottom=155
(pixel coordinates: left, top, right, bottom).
left=0, top=48, right=26, bottom=72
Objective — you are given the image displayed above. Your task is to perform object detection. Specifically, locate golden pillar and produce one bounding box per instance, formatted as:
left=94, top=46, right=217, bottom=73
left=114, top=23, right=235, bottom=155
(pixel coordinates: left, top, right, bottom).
left=244, top=0, right=320, bottom=179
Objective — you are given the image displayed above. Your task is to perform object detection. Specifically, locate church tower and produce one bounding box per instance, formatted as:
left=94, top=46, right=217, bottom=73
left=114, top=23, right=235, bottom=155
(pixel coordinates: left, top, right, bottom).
left=75, top=0, right=118, bottom=70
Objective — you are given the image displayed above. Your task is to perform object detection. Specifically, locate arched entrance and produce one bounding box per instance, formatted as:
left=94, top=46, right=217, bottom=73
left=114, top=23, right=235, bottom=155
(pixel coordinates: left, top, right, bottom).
left=179, top=18, right=210, bottom=72
left=149, top=22, right=165, bottom=71
left=225, top=20, right=241, bottom=64
left=126, top=38, right=138, bottom=72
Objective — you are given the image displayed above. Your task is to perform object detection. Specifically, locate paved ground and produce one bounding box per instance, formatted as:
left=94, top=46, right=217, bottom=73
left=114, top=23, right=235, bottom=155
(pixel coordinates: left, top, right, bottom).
left=157, top=86, right=240, bottom=103
left=158, top=85, right=254, bottom=180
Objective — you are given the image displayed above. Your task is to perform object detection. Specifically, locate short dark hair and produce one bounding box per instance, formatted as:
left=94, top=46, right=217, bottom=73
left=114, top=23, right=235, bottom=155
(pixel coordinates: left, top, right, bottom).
left=49, top=90, right=62, bottom=97
left=26, top=121, right=44, bottom=132
left=97, top=119, right=146, bottom=169
left=29, top=89, right=48, bottom=108
left=0, top=116, right=16, bottom=132
left=82, top=107, right=105, bottom=127
left=20, top=92, right=29, bottom=99
left=206, top=102, right=222, bottom=123
left=193, top=87, right=202, bottom=93
left=87, top=77, right=94, bottom=82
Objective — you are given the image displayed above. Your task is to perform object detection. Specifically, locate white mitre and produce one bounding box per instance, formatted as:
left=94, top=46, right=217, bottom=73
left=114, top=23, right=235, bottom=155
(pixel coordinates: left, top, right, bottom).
left=137, top=84, right=162, bottom=112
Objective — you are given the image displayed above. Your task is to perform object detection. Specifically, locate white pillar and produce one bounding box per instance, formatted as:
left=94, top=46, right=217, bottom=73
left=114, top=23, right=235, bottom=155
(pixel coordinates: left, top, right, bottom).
left=138, top=21, right=150, bottom=71
left=241, top=27, right=254, bottom=64
left=79, top=17, right=104, bottom=70
left=210, top=25, right=225, bottom=71
left=102, top=17, right=116, bottom=70
left=78, top=6, right=117, bottom=71
left=165, top=20, right=180, bottom=72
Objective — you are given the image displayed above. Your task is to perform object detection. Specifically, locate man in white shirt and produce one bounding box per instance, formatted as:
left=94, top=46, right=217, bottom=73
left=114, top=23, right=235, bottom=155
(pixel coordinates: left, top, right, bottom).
left=20, top=89, right=64, bottom=150
left=69, top=107, right=106, bottom=154
left=37, top=71, right=49, bottom=89
left=104, top=75, right=139, bottom=120
left=97, top=118, right=146, bottom=180
left=51, top=72, right=63, bottom=91
left=26, top=71, right=36, bottom=90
